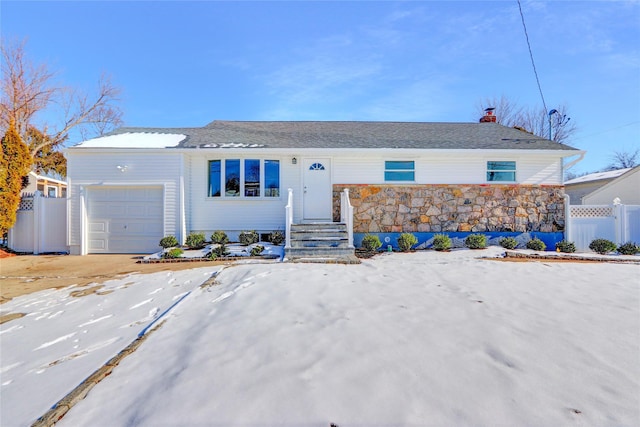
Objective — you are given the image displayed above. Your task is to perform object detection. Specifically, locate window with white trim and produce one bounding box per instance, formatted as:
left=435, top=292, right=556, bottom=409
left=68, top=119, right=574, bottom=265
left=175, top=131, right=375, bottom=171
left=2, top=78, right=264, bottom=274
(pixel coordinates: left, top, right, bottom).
left=486, top=161, right=516, bottom=182
left=385, top=160, right=415, bottom=181
left=208, top=159, right=280, bottom=198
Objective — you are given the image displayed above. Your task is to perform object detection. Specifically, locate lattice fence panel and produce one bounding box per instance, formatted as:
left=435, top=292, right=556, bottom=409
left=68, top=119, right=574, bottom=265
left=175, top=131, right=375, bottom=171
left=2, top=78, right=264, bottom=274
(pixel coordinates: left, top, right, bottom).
left=18, top=197, right=34, bottom=211
left=570, top=205, right=613, bottom=218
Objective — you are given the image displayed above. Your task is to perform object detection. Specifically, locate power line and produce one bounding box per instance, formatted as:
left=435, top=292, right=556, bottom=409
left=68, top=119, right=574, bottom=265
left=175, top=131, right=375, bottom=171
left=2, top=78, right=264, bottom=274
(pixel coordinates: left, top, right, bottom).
left=517, top=0, right=548, bottom=114
left=572, top=121, right=640, bottom=141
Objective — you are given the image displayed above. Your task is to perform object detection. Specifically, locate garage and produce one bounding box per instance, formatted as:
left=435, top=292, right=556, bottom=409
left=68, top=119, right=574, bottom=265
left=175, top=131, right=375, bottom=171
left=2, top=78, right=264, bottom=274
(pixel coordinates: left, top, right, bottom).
left=87, top=187, right=164, bottom=254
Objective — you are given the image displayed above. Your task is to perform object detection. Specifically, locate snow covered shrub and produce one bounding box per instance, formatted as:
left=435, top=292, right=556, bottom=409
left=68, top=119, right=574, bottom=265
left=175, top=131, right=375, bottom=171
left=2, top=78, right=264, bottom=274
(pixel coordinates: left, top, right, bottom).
left=555, top=240, right=576, bottom=253
left=159, top=235, right=178, bottom=249
left=361, top=234, right=382, bottom=252
left=617, top=242, right=639, bottom=255
left=269, top=230, right=285, bottom=246
left=397, top=233, right=418, bottom=252
left=185, top=233, right=206, bottom=249
left=250, top=245, right=265, bottom=256
left=499, top=237, right=518, bottom=250
left=210, top=230, right=229, bottom=245
left=239, top=230, right=259, bottom=245
left=465, top=234, right=487, bottom=249
left=432, top=234, right=452, bottom=251
left=163, top=248, right=183, bottom=259
left=589, top=238, right=617, bottom=255
left=210, top=243, right=228, bottom=259
left=526, top=238, right=546, bottom=251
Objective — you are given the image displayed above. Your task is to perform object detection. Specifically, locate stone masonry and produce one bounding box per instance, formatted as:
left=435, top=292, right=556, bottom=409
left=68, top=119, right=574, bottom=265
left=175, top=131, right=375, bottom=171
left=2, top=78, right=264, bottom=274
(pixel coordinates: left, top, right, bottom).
left=333, top=184, right=565, bottom=233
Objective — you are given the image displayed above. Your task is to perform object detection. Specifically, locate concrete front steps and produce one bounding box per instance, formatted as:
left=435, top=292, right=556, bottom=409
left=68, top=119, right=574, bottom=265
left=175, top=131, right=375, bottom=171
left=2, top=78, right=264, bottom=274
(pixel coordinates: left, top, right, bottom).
left=285, top=222, right=359, bottom=264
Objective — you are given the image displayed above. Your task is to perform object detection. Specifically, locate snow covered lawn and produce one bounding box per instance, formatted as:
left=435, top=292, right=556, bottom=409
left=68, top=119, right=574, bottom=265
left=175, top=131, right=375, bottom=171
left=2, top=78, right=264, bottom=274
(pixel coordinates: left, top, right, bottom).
left=2, top=248, right=639, bottom=426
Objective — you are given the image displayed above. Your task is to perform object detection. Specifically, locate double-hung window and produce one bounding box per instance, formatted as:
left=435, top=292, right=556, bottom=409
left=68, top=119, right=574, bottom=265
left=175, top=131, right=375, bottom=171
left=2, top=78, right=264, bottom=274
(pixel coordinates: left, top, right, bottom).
left=486, top=161, right=516, bottom=182
left=208, top=159, right=280, bottom=198
left=385, top=160, right=415, bottom=181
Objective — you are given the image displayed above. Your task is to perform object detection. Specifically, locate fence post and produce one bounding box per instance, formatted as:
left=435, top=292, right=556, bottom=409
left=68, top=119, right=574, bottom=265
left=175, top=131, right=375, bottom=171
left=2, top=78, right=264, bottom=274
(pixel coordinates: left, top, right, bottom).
left=613, top=198, right=624, bottom=244
left=563, top=194, right=571, bottom=243
left=33, top=191, right=42, bottom=254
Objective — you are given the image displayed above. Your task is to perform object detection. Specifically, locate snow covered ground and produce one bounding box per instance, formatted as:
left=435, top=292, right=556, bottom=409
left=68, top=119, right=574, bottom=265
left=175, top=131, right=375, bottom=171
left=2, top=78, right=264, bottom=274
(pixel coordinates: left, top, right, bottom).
left=2, top=248, right=639, bottom=426
left=144, top=241, right=284, bottom=260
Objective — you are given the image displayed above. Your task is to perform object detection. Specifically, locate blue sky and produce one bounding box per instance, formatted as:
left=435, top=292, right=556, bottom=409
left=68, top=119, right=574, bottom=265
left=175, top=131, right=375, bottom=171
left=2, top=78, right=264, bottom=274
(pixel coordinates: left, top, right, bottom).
left=2, top=1, right=639, bottom=174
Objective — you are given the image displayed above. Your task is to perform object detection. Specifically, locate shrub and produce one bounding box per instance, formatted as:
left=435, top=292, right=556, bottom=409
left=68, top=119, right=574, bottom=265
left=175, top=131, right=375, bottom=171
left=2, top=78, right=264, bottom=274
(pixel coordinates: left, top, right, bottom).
left=210, top=230, right=229, bottom=245
left=397, top=233, right=418, bottom=252
left=250, top=245, right=265, bottom=256
left=432, top=234, right=452, bottom=251
left=589, top=238, right=617, bottom=255
left=269, top=230, right=285, bottom=246
left=465, top=234, right=487, bottom=249
left=361, top=234, right=382, bottom=252
left=185, top=232, right=206, bottom=249
left=617, top=241, right=639, bottom=255
left=239, top=230, right=259, bottom=245
left=163, top=248, right=183, bottom=259
left=526, top=238, right=546, bottom=251
left=210, top=243, right=228, bottom=259
left=159, top=235, right=179, bottom=249
left=499, top=237, right=518, bottom=250
left=555, top=240, right=576, bottom=253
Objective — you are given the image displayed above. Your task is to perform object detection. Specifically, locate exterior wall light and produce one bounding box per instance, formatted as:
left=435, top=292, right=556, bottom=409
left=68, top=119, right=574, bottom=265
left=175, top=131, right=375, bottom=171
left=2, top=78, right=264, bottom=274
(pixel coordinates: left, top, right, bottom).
left=292, top=157, right=297, bottom=165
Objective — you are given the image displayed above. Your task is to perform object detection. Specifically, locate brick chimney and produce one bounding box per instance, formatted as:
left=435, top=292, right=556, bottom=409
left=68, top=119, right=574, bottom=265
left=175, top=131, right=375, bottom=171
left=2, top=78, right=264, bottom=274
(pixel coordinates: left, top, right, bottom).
left=479, top=107, right=497, bottom=123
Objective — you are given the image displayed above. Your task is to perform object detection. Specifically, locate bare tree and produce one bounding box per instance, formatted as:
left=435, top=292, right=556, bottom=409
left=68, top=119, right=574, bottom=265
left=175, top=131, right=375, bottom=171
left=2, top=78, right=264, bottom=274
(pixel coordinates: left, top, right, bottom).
left=0, top=39, right=123, bottom=171
left=0, top=40, right=55, bottom=139
left=476, top=96, right=577, bottom=145
left=607, top=149, right=639, bottom=170
left=475, top=96, right=523, bottom=127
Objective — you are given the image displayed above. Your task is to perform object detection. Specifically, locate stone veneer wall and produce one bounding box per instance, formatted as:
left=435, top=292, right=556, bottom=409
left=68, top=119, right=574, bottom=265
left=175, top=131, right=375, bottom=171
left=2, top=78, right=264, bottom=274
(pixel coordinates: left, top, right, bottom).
left=333, top=184, right=565, bottom=234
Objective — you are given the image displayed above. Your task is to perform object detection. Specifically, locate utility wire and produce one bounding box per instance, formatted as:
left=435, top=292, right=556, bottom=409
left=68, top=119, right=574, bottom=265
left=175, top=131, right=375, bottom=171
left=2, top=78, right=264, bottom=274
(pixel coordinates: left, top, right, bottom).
left=517, top=0, right=548, bottom=114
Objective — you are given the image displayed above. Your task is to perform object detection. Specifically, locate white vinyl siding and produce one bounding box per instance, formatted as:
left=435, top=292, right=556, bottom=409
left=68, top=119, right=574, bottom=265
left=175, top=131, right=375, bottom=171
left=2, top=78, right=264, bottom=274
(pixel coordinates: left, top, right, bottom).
left=333, top=153, right=564, bottom=185
left=67, top=148, right=567, bottom=254
left=583, top=168, right=640, bottom=205
left=66, top=151, right=184, bottom=254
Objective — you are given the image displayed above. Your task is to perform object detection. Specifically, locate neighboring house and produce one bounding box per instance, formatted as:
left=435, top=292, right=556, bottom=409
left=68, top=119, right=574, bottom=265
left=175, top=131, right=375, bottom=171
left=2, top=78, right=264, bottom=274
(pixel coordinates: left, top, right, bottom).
left=564, top=167, right=638, bottom=205
left=65, top=114, right=583, bottom=255
left=22, top=171, right=68, bottom=198
left=581, top=166, right=640, bottom=205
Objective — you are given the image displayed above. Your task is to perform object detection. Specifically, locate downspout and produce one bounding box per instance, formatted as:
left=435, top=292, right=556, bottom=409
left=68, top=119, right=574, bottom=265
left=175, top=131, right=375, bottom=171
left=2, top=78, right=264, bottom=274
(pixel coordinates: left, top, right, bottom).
left=563, top=151, right=586, bottom=174
left=561, top=152, right=583, bottom=244
left=66, top=178, right=71, bottom=251
left=80, top=186, right=87, bottom=255
left=179, top=153, right=187, bottom=246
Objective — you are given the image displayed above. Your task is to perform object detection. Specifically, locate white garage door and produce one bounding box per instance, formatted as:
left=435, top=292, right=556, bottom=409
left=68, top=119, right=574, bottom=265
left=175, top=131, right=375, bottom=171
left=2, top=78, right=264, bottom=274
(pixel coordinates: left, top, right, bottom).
left=87, top=187, right=164, bottom=254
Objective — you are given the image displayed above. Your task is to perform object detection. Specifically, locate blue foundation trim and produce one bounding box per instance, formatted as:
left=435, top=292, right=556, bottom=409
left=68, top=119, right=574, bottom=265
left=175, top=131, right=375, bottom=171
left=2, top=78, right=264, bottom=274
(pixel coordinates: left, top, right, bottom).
left=354, top=232, right=565, bottom=251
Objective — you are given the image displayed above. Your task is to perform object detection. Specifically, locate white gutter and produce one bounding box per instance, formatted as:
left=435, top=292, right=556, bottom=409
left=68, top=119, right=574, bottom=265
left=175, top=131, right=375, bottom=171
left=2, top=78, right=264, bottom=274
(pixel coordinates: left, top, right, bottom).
left=65, top=147, right=585, bottom=157
left=563, top=151, right=586, bottom=171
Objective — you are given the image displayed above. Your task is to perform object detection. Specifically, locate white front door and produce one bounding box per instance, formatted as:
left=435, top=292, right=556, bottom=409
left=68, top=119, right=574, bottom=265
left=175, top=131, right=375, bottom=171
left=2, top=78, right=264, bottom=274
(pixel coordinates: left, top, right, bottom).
left=303, top=158, right=332, bottom=221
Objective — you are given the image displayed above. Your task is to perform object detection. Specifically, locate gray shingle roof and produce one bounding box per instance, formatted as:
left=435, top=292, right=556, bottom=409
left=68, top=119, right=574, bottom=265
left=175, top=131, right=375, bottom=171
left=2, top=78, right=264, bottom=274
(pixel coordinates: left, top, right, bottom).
left=107, top=120, right=579, bottom=151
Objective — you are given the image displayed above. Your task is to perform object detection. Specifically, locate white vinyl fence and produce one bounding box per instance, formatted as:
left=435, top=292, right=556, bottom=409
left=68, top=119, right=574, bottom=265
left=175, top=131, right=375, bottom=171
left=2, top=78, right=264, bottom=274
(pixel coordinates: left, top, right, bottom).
left=567, top=200, right=640, bottom=252
left=8, top=192, right=68, bottom=254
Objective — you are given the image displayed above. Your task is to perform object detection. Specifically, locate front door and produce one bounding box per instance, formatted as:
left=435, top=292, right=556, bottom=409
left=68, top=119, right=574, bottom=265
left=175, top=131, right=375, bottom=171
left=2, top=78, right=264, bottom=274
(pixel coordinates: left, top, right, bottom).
left=303, top=158, right=332, bottom=221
